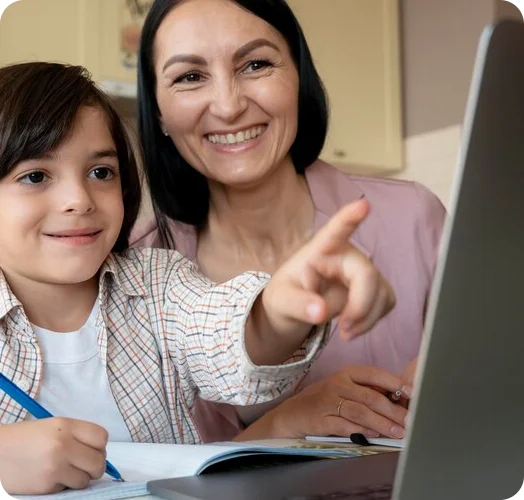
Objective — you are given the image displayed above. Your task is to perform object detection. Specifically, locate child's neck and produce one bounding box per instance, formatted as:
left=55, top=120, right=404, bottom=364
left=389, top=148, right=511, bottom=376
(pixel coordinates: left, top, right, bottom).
left=5, top=273, right=99, bottom=333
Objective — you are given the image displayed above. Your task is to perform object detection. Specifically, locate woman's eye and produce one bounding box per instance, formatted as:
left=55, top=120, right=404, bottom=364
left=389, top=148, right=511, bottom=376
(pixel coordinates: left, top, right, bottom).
left=89, top=167, right=114, bottom=180
left=244, top=60, right=272, bottom=73
left=175, top=72, right=202, bottom=84
left=19, top=171, right=47, bottom=184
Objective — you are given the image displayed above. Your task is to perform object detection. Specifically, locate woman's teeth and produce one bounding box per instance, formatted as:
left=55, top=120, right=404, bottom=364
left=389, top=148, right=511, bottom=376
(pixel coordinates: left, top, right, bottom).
left=207, top=126, right=265, bottom=145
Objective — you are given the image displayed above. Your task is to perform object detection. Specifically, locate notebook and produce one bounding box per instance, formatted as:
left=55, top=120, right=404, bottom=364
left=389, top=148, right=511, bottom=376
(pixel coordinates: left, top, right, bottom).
left=305, top=435, right=405, bottom=448
left=13, top=438, right=398, bottom=500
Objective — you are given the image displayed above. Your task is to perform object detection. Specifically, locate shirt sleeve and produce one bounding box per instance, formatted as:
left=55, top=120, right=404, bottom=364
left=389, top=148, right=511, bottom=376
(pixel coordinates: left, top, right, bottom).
left=162, top=259, right=329, bottom=406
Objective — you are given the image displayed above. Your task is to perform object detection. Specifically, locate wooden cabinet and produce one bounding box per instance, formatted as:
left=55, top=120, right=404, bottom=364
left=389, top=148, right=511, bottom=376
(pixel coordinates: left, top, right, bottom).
left=0, top=0, right=101, bottom=77
left=0, top=0, right=139, bottom=86
left=287, top=0, right=403, bottom=173
left=0, top=0, right=403, bottom=173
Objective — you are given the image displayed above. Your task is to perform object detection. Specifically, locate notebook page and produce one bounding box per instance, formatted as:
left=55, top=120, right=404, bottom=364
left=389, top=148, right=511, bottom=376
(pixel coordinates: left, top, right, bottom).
left=105, top=442, right=243, bottom=481
left=14, top=480, right=147, bottom=500
left=14, top=442, right=242, bottom=500
left=305, top=435, right=405, bottom=448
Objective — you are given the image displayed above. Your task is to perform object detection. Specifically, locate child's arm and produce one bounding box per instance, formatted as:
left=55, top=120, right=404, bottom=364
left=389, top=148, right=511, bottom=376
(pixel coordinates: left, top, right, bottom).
left=164, top=199, right=394, bottom=406
left=0, top=418, right=108, bottom=495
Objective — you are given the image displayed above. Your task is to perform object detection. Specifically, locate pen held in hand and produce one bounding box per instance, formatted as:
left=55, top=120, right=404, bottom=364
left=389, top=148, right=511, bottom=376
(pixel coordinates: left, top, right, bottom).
left=0, top=372, right=124, bottom=482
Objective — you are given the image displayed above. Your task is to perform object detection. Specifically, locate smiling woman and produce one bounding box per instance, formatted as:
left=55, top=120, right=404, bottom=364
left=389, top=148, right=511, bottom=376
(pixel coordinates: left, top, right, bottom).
left=153, top=0, right=302, bottom=191
left=131, top=0, right=446, bottom=444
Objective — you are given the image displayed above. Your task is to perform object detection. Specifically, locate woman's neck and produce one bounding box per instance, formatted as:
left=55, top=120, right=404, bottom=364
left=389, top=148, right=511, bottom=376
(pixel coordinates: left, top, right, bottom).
left=4, top=272, right=99, bottom=332
left=199, top=161, right=315, bottom=279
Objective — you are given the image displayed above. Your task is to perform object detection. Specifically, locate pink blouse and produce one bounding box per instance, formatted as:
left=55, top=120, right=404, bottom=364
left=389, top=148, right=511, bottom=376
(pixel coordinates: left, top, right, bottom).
left=130, top=160, right=446, bottom=442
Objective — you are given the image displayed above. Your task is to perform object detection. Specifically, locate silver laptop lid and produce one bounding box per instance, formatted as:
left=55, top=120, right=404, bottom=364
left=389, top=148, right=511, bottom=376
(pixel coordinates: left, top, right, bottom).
left=393, top=19, right=524, bottom=500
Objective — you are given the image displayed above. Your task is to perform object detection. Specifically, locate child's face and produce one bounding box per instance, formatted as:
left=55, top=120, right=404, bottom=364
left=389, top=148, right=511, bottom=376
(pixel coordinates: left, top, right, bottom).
left=0, top=106, right=124, bottom=287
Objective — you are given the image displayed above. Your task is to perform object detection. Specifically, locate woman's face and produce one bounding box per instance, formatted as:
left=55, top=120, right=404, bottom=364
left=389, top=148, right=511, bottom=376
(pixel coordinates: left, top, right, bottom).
left=154, top=0, right=300, bottom=188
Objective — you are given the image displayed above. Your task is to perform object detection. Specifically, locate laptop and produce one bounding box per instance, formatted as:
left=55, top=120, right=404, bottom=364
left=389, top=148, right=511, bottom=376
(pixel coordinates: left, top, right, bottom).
left=147, top=19, right=524, bottom=500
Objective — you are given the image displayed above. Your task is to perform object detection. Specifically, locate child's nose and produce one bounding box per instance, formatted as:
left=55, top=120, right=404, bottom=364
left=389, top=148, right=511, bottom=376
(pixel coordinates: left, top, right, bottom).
left=61, top=183, right=95, bottom=215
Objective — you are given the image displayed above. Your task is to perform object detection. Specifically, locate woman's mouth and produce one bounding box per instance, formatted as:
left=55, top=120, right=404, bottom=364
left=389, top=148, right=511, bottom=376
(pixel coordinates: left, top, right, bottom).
left=206, top=125, right=267, bottom=146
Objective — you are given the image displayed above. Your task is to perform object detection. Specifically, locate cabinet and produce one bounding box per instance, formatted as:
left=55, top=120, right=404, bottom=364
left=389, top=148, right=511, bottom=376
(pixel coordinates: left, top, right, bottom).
left=287, top=0, right=403, bottom=173
left=0, top=0, right=403, bottom=173
left=0, top=0, right=140, bottom=86
left=0, top=0, right=101, bottom=77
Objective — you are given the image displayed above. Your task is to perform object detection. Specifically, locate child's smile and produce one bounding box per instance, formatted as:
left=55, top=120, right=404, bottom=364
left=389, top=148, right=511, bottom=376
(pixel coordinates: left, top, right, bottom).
left=43, top=228, right=104, bottom=247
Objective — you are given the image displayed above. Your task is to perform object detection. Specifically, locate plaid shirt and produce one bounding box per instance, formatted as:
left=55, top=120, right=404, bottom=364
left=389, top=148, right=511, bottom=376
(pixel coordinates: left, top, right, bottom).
left=0, top=248, right=326, bottom=443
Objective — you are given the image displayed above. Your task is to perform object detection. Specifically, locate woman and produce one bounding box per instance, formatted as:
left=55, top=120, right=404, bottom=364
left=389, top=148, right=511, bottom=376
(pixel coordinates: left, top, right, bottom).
left=131, top=0, right=446, bottom=442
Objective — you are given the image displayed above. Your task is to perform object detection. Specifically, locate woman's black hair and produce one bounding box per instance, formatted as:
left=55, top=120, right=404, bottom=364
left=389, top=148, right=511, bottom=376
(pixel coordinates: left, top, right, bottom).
left=138, top=0, right=328, bottom=247
left=0, top=62, right=142, bottom=252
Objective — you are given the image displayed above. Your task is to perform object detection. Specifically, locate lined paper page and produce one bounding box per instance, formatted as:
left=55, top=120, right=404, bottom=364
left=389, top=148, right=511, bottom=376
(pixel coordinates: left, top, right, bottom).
left=14, top=481, right=147, bottom=500
left=14, top=442, right=240, bottom=500
left=105, top=442, right=242, bottom=481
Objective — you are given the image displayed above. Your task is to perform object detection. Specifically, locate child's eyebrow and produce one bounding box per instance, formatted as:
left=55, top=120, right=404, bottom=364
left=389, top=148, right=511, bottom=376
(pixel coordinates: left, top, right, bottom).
left=90, top=149, right=118, bottom=160
left=28, top=149, right=118, bottom=162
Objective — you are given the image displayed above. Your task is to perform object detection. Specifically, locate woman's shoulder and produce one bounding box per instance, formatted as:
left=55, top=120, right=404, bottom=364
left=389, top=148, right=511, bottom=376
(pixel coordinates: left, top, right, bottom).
left=306, top=160, right=446, bottom=230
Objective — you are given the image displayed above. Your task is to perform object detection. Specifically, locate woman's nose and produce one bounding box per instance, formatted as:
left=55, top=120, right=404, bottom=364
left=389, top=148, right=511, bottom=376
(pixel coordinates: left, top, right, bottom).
left=209, top=81, right=248, bottom=123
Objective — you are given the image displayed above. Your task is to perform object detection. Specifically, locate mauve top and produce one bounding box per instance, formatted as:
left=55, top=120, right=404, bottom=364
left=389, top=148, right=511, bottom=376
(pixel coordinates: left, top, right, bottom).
left=130, top=160, right=446, bottom=442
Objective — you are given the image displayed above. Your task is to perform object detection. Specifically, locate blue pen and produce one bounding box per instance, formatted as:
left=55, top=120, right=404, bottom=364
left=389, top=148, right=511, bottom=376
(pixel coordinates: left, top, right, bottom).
left=0, top=372, right=124, bottom=482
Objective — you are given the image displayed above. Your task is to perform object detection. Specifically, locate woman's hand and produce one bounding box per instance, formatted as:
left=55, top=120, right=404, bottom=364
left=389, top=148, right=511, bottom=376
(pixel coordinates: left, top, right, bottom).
left=401, top=358, right=418, bottom=388
left=0, top=418, right=108, bottom=495
left=235, top=366, right=412, bottom=441
left=395, top=357, right=419, bottom=411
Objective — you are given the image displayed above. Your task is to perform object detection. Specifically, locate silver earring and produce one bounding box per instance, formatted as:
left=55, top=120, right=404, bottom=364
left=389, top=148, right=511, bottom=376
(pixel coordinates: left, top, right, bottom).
left=163, top=130, right=169, bottom=136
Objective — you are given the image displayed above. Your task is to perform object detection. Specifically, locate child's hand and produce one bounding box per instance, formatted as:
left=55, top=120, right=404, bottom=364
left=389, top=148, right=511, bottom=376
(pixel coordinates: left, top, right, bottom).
left=248, top=200, right=394, bottom=365
left=0, top=417, right=108, bottom=495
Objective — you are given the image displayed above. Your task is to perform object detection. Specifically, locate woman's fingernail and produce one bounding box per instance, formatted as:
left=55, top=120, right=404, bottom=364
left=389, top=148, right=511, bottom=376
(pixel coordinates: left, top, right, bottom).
left=306, top=303, right=322, bottom=321
left=401, top=385, right=413, bottom=399
left=391, top=426, right=404, bottom=438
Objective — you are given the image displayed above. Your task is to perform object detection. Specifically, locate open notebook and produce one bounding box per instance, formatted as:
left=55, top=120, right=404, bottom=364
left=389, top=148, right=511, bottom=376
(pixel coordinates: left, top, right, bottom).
left=13, top=438, right=399, bottom=500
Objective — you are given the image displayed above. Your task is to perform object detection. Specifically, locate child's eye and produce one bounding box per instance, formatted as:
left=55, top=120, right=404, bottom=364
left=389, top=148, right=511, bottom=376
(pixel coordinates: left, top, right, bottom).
left=243, top=60, right=272, bottom=74
left=19, top=171, right=48, bottom=184
left=89, top=167, right=115, bottom=180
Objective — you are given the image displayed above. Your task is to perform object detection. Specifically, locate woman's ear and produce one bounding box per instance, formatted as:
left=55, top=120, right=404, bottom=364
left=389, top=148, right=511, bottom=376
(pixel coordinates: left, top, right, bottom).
left=159, top=117, right=169, bottom=136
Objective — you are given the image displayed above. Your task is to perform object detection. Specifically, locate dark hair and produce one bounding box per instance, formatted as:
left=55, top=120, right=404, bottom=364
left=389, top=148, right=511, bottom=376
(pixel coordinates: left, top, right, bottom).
left=0, top=62, right=141, bottom=252
left=138, top=0, right=328, bottom=246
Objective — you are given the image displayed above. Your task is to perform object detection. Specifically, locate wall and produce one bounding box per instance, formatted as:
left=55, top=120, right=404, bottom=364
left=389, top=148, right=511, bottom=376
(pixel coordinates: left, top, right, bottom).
left=401, top=0, right=495, bottom=137
left=394, top=0, right=521, bottom=207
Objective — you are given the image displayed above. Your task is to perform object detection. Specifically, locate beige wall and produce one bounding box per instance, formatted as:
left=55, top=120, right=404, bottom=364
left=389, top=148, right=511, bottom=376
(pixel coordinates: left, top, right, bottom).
left=395, top=0, right=523, bottom=207
left=400, top=0, right=496, bottom=137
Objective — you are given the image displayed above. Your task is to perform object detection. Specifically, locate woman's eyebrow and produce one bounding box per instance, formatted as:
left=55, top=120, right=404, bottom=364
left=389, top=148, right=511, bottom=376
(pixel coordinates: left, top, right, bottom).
left=162, top=38, right=280, bottom=73
left=163, top=54, right=206, bottom=73
left=233, top=38, right=280, bottom=62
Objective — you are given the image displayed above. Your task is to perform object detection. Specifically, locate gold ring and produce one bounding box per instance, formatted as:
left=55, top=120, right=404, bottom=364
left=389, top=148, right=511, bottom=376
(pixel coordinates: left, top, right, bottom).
left=337, top=399, right=345, bottom=417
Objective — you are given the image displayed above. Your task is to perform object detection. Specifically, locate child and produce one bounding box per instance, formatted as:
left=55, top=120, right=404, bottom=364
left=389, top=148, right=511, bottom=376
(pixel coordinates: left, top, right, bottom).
left=0, top=62, right=394, bottom=495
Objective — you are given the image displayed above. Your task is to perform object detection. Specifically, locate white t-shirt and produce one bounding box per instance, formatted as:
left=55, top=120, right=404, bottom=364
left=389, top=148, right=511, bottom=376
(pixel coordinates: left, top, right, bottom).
left=32, top=302, right=132, bottom=442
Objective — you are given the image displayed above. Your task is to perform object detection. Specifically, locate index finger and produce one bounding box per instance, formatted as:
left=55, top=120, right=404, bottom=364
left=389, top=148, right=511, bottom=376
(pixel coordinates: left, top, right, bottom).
left=307, top=199, right=370, bottom=256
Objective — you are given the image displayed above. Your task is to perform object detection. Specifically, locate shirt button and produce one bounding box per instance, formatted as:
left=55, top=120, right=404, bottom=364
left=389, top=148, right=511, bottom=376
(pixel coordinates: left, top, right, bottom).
left=17, top=378, right=31, bottom=392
